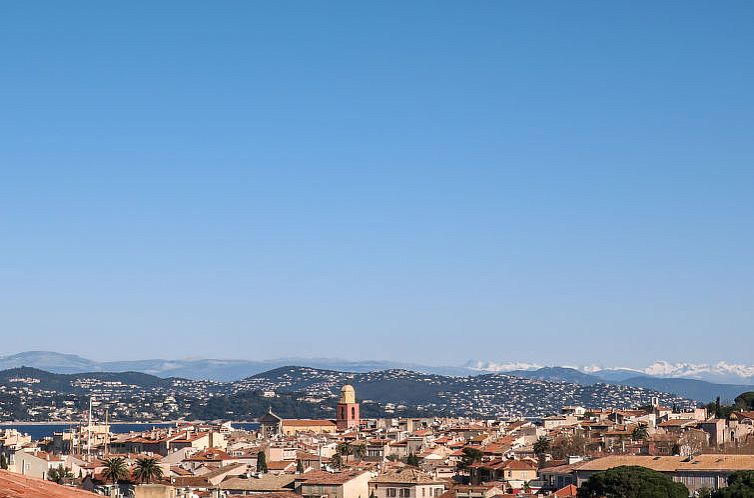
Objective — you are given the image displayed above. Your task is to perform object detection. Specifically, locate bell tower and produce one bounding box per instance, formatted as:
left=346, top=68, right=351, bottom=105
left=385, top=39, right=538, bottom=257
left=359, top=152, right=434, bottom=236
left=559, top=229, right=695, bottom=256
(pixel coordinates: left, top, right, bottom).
left=336, top=384, right=360, bottom=431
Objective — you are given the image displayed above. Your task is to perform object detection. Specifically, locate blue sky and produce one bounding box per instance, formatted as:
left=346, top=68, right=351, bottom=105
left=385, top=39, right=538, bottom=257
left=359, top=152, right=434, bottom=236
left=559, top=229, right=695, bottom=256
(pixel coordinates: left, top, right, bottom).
left=2, top=1, right=753, bottom=366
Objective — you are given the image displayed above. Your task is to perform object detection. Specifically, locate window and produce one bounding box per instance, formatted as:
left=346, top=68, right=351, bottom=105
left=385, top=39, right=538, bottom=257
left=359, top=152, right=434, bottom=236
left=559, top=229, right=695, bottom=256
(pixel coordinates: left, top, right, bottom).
left=422, top=489, right=426, bottom=497
left=400, top=489, right=411, bottom=497
left=434, top=489, right=442, bottom=497
left=388, top=489, right=397, bottom=497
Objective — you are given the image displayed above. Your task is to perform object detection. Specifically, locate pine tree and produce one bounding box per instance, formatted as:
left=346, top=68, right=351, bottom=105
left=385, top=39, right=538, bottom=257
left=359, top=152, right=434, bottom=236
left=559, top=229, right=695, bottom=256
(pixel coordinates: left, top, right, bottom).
left=0, top=454, right=8, bottom=470
left=578, top=466, right=688, bottom=498
left=257, top=451, right=268, bottom=473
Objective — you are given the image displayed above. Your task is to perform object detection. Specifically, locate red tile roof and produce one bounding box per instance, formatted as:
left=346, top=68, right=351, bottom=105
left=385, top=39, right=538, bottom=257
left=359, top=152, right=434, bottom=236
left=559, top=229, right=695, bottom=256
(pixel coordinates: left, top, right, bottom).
left=554, top=484, right=578, bottom=497
left=281, top=419, right=336, bottom=427
left=296, top=470, right=369, bottom=485
left=187, top=448, right=234, bottom=461
left=0, top=470, right=97, bottom=498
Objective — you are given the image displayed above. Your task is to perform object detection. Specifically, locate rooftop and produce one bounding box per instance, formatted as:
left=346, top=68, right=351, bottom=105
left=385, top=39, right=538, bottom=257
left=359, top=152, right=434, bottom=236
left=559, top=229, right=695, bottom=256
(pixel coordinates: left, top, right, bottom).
left=0, top=470, right=97, bottom=498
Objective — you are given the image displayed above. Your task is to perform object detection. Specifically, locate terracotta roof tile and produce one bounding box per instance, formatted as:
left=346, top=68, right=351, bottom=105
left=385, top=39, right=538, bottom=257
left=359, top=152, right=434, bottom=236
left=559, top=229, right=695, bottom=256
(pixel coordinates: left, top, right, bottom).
left=0, top=470, right=97, bottom=498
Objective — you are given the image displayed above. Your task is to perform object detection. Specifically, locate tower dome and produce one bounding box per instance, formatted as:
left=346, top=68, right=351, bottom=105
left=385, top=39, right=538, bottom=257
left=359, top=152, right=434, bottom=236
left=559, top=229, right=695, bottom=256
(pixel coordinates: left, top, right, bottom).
left=339, top=384, right=356, bottom=404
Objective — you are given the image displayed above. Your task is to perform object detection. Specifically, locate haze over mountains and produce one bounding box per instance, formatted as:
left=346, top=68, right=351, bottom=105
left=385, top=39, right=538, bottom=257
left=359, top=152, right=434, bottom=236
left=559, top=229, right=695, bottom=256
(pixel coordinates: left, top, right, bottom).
left=0, top=351, right=474, bottom=381
left=2, top=351, right=753, bottom=403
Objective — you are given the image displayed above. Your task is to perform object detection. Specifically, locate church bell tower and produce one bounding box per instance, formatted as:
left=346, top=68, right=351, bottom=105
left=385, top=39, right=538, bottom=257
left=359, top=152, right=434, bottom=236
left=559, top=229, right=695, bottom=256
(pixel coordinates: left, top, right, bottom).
left=336, top=384, right=360, bottom=431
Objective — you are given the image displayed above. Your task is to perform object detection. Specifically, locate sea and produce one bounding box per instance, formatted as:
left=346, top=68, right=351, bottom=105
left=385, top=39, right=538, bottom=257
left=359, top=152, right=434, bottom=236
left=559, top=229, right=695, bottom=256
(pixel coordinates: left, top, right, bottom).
left=0, top=422, right=260, bottom=440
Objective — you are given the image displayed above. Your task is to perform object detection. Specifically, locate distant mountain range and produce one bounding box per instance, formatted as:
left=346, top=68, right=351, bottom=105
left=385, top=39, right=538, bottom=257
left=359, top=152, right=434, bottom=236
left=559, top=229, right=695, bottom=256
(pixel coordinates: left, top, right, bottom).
left=500, top=366, right=751, bottom=403
left=3, top=351, right=754, bottom=403
left=0, top=365, right=697, bottom=421
left=0, top=351, right=473, bottom=381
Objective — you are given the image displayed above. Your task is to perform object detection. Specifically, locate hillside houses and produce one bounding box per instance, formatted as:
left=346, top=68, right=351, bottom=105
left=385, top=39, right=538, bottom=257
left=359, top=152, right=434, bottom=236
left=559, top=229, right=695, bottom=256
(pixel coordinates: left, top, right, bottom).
left=2, top=384, right=754, bottom=497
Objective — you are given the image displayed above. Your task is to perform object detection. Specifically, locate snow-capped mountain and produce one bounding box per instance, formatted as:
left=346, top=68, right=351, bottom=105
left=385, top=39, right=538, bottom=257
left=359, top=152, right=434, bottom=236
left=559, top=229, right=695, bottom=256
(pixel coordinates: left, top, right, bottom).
left=4, top=351, right=754, bottom=386
left=639, top=361, right=754, bottom=384
left=470, top=359, right=754, bottom=385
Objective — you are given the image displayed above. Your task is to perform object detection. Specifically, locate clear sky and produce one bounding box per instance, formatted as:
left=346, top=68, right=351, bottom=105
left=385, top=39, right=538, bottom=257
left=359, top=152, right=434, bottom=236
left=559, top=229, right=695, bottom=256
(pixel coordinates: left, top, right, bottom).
left=2, top=1, right=753, bottom=367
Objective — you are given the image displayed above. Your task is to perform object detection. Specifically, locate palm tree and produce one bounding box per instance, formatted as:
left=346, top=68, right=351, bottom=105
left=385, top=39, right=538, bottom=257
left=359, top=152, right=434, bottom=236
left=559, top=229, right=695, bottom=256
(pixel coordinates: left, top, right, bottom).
left=533, top=436, right=551, bottom=455
left=533, top=436, right=551, bottom=467
left=337, top=442, right=353, bottom=461
left=101, top=457, right=129, bottom=486
left=133, top=457, right=163, bottom=484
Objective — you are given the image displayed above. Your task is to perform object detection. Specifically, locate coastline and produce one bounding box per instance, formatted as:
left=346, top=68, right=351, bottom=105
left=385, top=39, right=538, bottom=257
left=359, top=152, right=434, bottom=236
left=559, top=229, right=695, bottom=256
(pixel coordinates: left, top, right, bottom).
left=0, top=419, right=258, bottom=426
left=0, top=420, right=185, bottom=426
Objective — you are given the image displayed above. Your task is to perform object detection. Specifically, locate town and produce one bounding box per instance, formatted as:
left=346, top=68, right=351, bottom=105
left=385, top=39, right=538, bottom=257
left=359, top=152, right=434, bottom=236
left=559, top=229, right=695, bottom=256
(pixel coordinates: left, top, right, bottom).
left=2, top=383, right=754, bottom=497
left=4, top=0, right=753, bottom=497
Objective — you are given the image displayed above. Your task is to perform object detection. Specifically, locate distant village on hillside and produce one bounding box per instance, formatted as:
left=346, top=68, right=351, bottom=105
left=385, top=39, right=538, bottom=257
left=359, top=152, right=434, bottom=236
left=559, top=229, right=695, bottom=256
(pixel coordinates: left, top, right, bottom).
left=3, top=381, right=754, bottom=498
left=0, top=365, right=696, bottom=423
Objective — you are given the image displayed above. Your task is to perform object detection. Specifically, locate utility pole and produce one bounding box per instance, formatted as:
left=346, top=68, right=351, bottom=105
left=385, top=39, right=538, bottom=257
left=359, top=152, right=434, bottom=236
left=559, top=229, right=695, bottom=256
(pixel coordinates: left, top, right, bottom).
left=87, top=396, right=93, bottom=460
left=104, top=408, right=109, bottom=457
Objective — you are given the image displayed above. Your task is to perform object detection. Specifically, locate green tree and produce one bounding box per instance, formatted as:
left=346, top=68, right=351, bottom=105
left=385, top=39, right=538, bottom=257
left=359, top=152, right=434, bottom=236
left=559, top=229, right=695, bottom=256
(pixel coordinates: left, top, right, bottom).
left=457, top=447, right=484, bottom=470
left=0, top=453, right=8, bottom=470
left=48, top=465, right=73, bottom=484
left=713, top=470, right=754, bottom=498
left=330, top=453, right=343, bottom=469
left=577, top=466, right=688, bottom=498
left=257, top=451, right=268, bottom=473
left=352, top=443, right=367, bottom=461
left=534, top=436, right=551, bottom=455
left=697, top=487, right=713, bottom=498
left=101, top=457, right=129, bottom=485
left=733, top=392, right=754, bottom=411
left=133, top=457, right=163, bottom=484
left=406, top=452, right=420, bottom=467
left=337, top=442, right=353, bottom=461
left=534, top=436, right=551, bottom=466
left=632, top=426, right=649, bottom=440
